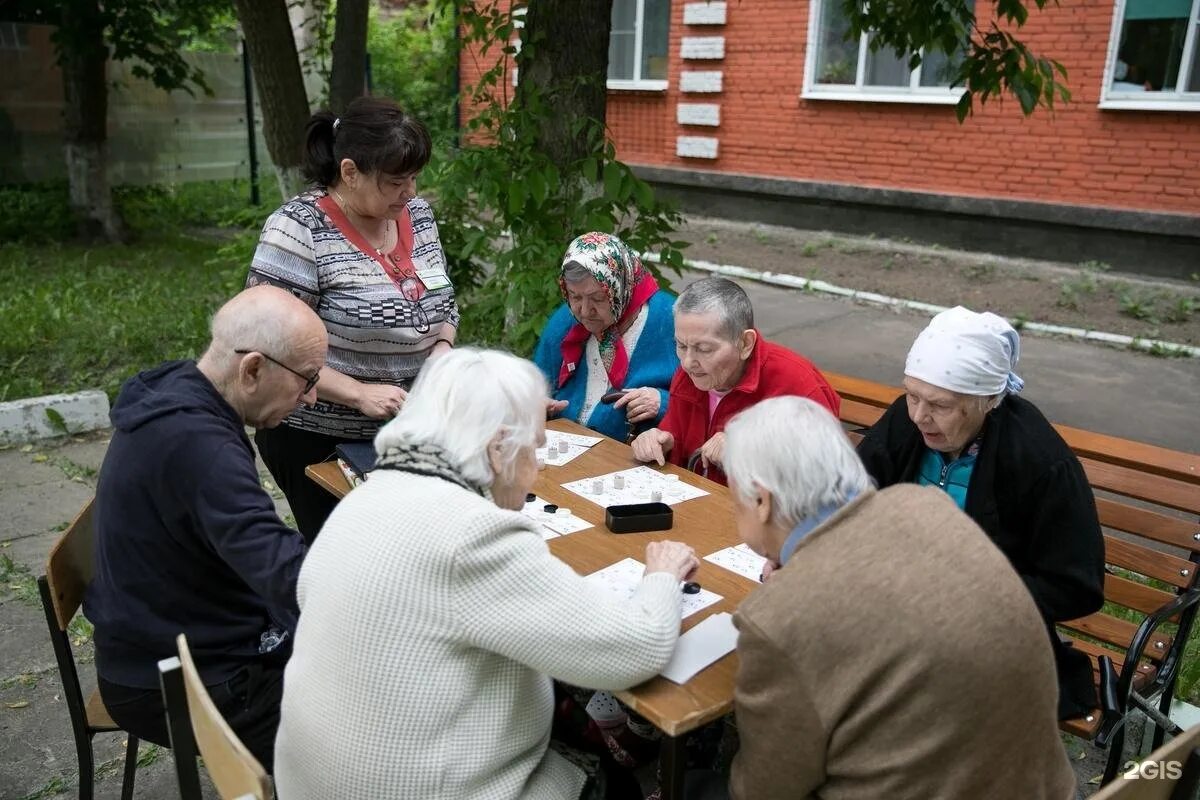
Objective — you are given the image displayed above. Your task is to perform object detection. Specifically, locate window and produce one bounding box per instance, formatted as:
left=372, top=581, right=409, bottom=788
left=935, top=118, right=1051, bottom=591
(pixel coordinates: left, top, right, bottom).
left=803, top=0, right=973, bottom=104
left=608, top=0, right=671, bottom=90
left=1102, top=0, right=1200, bottom=110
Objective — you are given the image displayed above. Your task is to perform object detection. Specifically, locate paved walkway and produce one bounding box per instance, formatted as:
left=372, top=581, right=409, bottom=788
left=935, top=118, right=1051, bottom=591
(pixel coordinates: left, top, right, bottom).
left=1, top=269, right=1197, bottom=798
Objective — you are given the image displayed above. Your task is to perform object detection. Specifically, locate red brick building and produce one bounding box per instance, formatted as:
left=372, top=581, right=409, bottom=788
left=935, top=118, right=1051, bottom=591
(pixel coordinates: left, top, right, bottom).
left=462, top=1, right=1200, bottom=276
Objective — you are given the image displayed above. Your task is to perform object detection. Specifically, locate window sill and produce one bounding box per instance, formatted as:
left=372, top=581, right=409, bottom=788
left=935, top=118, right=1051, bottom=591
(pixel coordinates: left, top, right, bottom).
left=1098, top=96, right=1200, bottom=112
left=801, top=88, right=964, bottom=106
left=607, top=80, right=669, bottom=92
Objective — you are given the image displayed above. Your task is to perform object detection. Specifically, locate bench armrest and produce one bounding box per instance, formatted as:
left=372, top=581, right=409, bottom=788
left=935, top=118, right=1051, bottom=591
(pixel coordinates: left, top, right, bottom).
left=1117, top=587, right=1200, bottom=704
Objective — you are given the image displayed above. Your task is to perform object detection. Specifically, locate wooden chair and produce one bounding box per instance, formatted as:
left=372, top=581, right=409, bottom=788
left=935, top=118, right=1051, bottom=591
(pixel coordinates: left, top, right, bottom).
left=1091, top=720, right=1200, bottom=800
left=825, top=371, right=1200, bottom=787
left=159, top=633, right=272, bottom=800
left=37, top=498, right=139, bottom=800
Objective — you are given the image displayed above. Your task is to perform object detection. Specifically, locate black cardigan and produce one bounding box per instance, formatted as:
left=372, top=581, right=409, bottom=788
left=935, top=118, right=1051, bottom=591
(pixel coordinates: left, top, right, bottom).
left=857, top=394, right=1106, bottom=718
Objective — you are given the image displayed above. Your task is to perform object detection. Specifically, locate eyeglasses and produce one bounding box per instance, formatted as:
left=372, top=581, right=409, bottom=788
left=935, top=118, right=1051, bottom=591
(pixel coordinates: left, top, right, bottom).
left=234, top=349, right=320, bottom=395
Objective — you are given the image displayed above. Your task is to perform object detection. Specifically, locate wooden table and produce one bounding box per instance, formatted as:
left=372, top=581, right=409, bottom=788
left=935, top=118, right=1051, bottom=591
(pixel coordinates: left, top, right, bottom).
left=306, top=419, right=754, bottom=798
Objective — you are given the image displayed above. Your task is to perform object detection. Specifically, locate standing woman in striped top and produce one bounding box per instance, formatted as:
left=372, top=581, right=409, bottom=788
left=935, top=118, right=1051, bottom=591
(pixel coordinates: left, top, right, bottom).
left=246, top=97, right=459, bottom=543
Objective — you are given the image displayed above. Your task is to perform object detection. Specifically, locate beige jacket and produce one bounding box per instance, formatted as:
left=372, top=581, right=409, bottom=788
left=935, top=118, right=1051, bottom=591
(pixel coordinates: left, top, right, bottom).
left=731, top=484, right=1077, bottom=800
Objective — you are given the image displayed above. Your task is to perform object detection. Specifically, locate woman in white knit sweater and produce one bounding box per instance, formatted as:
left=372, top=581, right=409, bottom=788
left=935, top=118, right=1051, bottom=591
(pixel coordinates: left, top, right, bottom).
left=274, top=347, right=699, bottom=799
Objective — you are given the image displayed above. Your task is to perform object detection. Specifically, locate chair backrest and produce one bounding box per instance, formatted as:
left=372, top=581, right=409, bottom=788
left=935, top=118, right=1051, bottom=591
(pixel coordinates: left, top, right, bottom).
left=172, top=634, right=271, bottom=800
left=42, top=498, right=97, bottom=632
left=1091, top=722, right=1200, bottom=799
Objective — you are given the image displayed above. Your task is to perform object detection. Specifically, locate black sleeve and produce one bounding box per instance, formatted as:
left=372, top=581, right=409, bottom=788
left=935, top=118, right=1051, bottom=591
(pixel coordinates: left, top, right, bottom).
left=1017, top=457, right=1106, bottom=622
left=855, top=397, right=908, bottom=489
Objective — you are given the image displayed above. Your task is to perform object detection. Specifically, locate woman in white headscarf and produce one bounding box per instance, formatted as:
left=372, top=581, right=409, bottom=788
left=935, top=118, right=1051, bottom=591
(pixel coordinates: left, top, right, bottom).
left=856, top=306, right=1105, bottom=721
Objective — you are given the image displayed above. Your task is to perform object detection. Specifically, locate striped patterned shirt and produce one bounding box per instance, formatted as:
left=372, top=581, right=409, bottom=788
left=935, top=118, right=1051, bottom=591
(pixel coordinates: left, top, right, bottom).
left=247, top=189, right=459, bottom=438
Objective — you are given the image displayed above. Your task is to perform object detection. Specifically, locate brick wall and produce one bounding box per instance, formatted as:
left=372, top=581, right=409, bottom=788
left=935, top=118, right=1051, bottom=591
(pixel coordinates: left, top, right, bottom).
left=462, top=1, right=1200, bottom=216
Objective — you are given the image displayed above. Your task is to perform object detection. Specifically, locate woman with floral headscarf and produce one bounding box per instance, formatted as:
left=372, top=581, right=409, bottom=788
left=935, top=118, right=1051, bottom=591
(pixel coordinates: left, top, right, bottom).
left=856, top=306, right=1105, bottom=721
left=533, top=232, right=679, bottom=441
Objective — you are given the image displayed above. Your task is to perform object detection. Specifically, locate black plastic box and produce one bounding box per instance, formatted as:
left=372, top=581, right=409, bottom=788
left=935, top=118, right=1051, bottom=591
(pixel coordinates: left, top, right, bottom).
left=605, top=502, right=673, bottom=533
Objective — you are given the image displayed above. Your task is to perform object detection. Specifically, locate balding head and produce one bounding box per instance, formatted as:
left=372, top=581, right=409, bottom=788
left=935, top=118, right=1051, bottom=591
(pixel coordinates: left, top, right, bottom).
left=198, top=286, right=328, bottom=428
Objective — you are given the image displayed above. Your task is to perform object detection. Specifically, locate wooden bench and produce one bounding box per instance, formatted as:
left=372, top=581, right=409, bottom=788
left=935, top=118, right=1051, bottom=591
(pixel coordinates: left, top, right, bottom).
left=825, top=371, right=1200, bottom=786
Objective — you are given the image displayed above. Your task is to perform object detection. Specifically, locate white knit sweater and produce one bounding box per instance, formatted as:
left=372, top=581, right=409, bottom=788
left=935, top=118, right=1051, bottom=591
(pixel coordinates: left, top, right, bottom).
left=274, top=470, right=683, bottom=799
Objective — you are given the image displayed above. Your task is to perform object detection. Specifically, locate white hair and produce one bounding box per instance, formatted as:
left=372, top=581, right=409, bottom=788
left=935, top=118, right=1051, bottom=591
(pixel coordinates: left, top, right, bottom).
left=561, top=261, right=592, bottom=284
left=373, top=348, right=547, bottom=488
left=723, top=396, right=870, bottom=530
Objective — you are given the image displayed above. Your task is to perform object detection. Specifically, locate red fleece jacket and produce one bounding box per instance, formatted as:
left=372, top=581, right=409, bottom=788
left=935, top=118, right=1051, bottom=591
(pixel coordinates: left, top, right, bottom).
left=659, top=334, right=841, bottom=485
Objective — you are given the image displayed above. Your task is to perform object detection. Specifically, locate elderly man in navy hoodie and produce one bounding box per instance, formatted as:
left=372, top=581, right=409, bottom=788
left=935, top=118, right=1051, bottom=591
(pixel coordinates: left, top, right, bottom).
left=84, top=285, right=325, bottom=771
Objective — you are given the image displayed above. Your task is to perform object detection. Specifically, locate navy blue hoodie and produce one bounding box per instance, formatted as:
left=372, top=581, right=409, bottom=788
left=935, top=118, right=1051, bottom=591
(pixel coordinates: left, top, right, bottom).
left=85, top=360, right=307, bottom=689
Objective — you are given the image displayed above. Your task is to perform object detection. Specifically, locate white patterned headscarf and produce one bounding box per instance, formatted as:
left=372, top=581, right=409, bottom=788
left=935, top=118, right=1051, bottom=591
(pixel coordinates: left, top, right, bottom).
left=904, top=306, right=1025, bottom=397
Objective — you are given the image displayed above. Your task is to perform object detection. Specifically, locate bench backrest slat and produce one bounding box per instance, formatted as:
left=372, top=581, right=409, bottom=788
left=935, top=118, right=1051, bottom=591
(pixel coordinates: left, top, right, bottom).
left=1061, top=611, right=1173, bottom=663
left=1104, top=535, right=1196, bottom=591
left=1103, top=572, right=1180, bottom=620
left=1095, top=498, right=1200, bottom=555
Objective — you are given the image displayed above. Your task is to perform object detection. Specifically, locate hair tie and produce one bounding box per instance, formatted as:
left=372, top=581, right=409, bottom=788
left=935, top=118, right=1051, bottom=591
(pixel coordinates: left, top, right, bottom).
left=332, top=117, right=341, bottom=134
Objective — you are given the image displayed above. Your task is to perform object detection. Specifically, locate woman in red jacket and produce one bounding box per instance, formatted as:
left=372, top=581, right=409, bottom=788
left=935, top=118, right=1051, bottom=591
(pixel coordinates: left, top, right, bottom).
left=631, top=276, right=840, bottom=485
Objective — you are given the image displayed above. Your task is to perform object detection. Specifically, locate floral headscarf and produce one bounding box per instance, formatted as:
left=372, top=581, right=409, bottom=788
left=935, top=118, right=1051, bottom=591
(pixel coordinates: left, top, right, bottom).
left=556, top=232, right=659, bottom=390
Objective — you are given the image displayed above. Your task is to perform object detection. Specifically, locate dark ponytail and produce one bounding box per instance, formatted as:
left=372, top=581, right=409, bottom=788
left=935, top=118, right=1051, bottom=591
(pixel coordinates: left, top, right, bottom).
left=303, top=110, right=339, bottom=187
left=300, top=98, right=431, bottom=190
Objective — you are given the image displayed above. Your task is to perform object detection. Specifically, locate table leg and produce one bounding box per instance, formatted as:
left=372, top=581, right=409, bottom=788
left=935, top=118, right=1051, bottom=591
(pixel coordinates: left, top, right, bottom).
left=660, top=733, right=686, bottom=800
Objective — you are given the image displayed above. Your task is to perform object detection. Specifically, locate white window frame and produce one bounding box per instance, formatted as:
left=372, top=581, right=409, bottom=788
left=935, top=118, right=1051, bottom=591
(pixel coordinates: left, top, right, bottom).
left=608, top=0, right=669, bottom=92
left=1100, top=0, right=1200, bottom=111
left=801, top=0, right=967, bottom=105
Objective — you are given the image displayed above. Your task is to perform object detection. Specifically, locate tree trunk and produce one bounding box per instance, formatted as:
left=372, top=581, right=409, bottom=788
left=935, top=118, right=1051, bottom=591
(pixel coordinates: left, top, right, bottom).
left=60, top=0, right=128, bottom=243
left=513, top=0, right=612, bottom=170
left=329, top=0, right=369, bottom=115
left=234, top=0, right=311, bottom=198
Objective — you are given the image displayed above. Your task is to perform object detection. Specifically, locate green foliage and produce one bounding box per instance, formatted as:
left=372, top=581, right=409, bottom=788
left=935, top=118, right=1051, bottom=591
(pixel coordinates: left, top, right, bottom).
left=367, top=1, right=459, bottom=146
left=0, top=180, right=273, bottom=244
left=425, top=1, right=685, bottom=354
left=0, top=184, right=75, bottom=244
left=10, top=0, right=234, bottom=96
left=1118, top=291, right=1157, bottom=322
left=840, top=0, right=1070, bottom=121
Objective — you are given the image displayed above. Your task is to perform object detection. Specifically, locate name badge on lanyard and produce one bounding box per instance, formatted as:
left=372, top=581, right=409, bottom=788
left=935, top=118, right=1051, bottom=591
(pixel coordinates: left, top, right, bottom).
left=415, top=266, right=451, bottom=291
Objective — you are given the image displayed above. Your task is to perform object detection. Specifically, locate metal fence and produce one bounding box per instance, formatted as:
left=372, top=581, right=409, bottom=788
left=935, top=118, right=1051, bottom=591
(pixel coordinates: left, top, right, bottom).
left=0, top=22, right=321, bottom=188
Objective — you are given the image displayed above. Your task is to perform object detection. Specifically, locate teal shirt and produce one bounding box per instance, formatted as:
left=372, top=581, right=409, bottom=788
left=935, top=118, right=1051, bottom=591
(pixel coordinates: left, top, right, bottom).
left=917, top=447, right=978, bottom=510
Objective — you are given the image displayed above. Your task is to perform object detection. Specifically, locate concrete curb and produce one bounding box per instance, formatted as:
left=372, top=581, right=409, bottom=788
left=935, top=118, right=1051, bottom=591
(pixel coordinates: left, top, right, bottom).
left=644, top=252, right=1200, bottom=359
left=0, top=390, right=111, bottom=446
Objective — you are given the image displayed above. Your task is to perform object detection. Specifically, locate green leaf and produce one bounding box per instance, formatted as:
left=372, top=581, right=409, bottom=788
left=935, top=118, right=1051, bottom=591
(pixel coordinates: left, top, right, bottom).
left=603, top=161, right=621, bottom=201
left=44, top=408, right=69, bottom=436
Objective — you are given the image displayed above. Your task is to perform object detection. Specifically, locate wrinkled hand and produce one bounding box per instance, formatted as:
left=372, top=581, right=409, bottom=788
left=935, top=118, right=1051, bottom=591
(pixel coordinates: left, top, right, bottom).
left=645, top=540, right=699, bottom=582
left=631, top=428, right=674, bottom=466
left=546, top=398, right=569, bottom=418
left=759, top=559, right=781, bottom=583
left=357, top=383, right=408, bottom=420
left=614, top=387, right=661, bottom=425
left=699, top=432, right=726, bottom=470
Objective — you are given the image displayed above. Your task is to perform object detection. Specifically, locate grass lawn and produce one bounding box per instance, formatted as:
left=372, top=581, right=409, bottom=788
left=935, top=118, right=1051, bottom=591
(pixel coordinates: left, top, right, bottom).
left=0, top=232, right=254, bottom=402
left=0, top=181, right=267, bottom=402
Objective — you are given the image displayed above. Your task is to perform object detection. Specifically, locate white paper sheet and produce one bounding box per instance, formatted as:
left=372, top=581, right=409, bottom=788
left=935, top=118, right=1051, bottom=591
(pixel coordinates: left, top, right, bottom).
left=704, top=544, right=767, bottom=583
left=585, top=558, right=722, bottom=619
left=536, top=430, right=605, bottom=467
left=562, top=466, right=709, bottom=508
left=660, top=612, right=739, bottom=684
left=520, top=495, right=593, bottom=539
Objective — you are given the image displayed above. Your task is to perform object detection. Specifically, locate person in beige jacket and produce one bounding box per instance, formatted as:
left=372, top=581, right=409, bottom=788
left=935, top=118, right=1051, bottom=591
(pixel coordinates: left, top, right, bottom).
left=721, top=396, right=1077, bottom=800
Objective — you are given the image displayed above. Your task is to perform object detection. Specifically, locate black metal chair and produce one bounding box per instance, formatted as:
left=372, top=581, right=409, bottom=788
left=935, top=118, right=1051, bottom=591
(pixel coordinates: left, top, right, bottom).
left=37, top=498, right=138, bottom=800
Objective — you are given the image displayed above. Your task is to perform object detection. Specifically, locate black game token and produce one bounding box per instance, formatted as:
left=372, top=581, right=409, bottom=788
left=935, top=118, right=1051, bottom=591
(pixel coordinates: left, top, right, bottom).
left=525, top=493, right=536, bottom=503
left=682, top=581, right=701, bottom=594
left=543, top=504, right=558, bottom=513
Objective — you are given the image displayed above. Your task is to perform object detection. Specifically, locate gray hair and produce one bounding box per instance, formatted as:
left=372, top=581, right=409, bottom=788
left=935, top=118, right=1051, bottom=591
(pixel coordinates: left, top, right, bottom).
left=674, top=277, right=754, bottom=341
left=723, top=396, right=870, bottom=530
left=561, top=260, right=592, bottom=284
left=373, top=348, right=548, bottom=488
